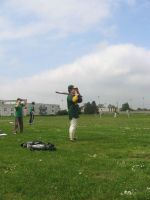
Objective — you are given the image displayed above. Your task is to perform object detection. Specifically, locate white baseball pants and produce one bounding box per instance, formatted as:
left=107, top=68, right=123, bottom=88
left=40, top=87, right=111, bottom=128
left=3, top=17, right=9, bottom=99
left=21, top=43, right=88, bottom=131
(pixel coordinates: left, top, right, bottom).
left=69, top=118, right=77, bottom=140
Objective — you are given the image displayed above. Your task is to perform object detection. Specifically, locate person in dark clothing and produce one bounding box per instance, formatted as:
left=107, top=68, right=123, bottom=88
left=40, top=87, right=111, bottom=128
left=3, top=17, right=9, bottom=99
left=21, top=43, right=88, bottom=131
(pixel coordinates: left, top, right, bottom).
left=29, top=102, right=35, bottom=125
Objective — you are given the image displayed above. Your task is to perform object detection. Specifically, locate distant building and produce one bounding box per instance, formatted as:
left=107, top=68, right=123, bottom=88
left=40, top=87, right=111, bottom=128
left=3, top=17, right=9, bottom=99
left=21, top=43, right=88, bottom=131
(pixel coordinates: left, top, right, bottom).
left=0, top=100, right=16, bottom=116
left=27, top=103, right=60, bottom=116
left=0, top=100, right=60, bottom=116
left=98, top=104, right=109, bottom=112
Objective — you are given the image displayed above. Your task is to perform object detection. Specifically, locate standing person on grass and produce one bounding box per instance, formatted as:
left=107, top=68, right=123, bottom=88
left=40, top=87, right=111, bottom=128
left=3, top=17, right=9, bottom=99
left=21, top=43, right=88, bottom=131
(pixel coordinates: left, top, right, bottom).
left=67, top=85, right=82, bottom=141
left=29, top=102, right=35, bottom=125
left=14, top=98, right=27, bottom=134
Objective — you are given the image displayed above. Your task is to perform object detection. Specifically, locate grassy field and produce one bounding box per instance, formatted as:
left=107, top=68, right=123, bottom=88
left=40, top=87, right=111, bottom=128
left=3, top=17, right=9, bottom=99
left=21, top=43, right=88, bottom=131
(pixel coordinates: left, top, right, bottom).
left=1, top=113, right=150, bottom=200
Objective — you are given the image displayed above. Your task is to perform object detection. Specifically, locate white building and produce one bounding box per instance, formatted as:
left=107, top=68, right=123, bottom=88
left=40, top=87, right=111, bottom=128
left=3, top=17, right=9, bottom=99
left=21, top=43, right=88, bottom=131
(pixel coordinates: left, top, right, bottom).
left=0, top=100, right=60, bottom=116
left=27, top=103, right=60, bottom=115
left=98, top=104, right=110, bottom=112
left=0, top=100, right=16, bottom=116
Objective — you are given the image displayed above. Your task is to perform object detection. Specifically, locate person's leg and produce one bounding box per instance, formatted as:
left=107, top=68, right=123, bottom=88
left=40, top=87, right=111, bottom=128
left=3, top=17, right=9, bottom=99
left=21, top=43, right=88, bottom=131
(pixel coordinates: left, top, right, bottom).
left=29, top=113, right=32, bottom=124
left=114, top=112, right=117, bottom=118
left=69, top=118, right=77, bottom=140
left=32, top=114, right=34, bottom=123
left=19, top=117, right=23, bottom=133
left=14, top=117, right=19, bottom=133
left=32, top=113, right=35, bottom=123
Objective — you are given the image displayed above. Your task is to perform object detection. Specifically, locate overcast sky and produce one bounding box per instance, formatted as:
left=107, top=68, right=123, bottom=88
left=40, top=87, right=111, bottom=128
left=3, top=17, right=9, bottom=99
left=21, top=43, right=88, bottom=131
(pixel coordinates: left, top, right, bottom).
left=0, top=0, right=150, bottom=108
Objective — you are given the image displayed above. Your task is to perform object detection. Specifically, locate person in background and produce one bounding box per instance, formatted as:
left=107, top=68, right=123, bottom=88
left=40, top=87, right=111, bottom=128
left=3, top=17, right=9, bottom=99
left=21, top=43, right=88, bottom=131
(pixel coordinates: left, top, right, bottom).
left=114, top=107, right=119, bottom=118
left=126, top=109, right=130, bottom=118
left=29, top=102, right=35, bottom=125
left=14, top=98, right=27, bottom=134
left=67, top=85, right=82, bottom=141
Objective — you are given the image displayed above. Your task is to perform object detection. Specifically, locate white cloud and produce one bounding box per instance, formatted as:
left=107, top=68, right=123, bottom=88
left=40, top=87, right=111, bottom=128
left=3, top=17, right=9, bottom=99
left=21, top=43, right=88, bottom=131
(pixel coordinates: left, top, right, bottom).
left=0, top=0, right=112, bottom=39
left=1, top=43, right=150, bottom=108
left=0, top=0, right=144, bottom=40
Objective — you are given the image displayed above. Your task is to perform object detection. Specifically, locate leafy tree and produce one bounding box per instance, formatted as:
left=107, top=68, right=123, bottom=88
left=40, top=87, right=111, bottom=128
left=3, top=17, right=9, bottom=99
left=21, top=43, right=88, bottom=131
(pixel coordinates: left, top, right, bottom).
left=57, top=110, right=68, bottom=115
left=84, top=102, right=91, bottom=114
left=91, top=101, right=99, bottom=114
left=84, top=101, right=98, bottom=114
left=121, top=102, right=130, bottom=111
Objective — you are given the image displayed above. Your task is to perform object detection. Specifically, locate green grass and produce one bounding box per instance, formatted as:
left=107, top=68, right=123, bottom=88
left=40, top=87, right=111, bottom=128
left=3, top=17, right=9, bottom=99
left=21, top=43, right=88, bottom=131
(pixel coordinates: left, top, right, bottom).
left=1, top=114, right=150, bottom=200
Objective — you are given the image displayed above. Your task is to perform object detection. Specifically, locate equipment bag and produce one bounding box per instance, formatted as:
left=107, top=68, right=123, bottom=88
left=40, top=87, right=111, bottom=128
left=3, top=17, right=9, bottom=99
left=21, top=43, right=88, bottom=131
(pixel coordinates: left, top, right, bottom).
left=21, top=141, right=56, bottom=151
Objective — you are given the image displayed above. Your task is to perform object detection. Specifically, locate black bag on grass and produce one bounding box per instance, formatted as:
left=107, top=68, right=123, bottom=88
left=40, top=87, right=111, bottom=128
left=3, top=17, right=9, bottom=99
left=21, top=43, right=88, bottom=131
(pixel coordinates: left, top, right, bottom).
left=21, top=141, right=56, bottom=151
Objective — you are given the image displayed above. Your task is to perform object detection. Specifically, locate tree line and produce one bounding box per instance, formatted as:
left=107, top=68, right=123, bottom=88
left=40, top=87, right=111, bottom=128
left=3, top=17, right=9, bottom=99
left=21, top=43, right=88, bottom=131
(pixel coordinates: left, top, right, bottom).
left=57, top=101, right=132, bottom=115
left=55, top=101, right=150, bottom=116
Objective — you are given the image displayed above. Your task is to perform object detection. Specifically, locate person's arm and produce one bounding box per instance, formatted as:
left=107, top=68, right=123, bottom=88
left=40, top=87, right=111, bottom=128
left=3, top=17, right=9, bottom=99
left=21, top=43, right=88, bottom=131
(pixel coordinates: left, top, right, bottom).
left=22, top=99, right=27, bottom=105
left=76, top=88, right=80, bottom=96
left=21, top=99, right=27, bottom=108
left=72, top=88, right=82, bottom=103
left=72, top=95, right=78, bottom=103
left=67, top=94, right=77, bottom=103
left=15, top=101, right=20, bottom=108
left=24, top=99, right=27, bottom=108
left=72, top=90, right=79, bottom=103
